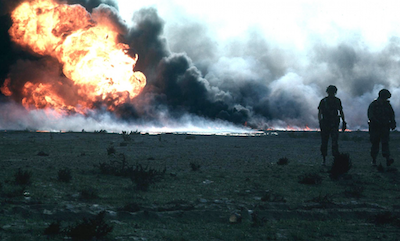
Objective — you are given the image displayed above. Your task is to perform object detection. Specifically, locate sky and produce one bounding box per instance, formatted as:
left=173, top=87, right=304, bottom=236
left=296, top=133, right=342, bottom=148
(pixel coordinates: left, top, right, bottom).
left=118, top=0, right=400, bottom=50
left=1, top=0, right=400, bottom=132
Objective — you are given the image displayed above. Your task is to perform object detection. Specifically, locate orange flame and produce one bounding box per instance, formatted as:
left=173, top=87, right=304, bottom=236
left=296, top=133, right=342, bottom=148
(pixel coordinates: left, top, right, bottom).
left=4, top=0, right=146, bottom=113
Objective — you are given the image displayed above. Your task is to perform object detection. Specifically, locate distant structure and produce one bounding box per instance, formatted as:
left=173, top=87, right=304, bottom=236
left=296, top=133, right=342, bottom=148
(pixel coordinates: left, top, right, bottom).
left=318, top=85, right=346, bottom=165
left=368, top=89, right=396, bottom=167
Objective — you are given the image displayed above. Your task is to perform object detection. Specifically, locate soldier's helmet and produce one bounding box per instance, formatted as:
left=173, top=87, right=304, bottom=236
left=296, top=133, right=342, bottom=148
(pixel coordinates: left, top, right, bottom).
left=379, top=89, right=391, bottom=99
left=326, top=85, right=337, bottom=95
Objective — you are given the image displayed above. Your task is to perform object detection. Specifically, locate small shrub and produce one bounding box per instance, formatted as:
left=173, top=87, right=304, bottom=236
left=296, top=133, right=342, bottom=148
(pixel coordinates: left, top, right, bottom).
left=57, top=168, right=72, bottom=183
left=97, top=154, right=132, bottom=177
left=44, top=221, right=61, bottom=236
left=306, top=193, right=334, bottom=205
left=344, top=185, right=364, bottom=198
left=373, top=211, right=400, bottom=226
left=66, top=211, right=113, bottom=240
left=190, top=162, right=201, bottom=171
left=122, top=131, right=131, bottom=141
left=298, top=172, right=322, bottom=185
left=119, top=202, right=141, bottom=212
left=37, top=151, right=49, bottom=156
left=330, top=153, right=352, bottom=179
left=185, top=135, right=196, bottom=140
left=130, top=164, right=166, bottom=191
left=251, top=212, right=267, bottom=227
left=14, top=168, right=32, bottom=185
left=107, top=146, right=116, bottom=155
left=79, top=187, right=99, bottom=200
left=0, top=187, right=24, bottom=198
left=261, top=190, right=286, bottom=202
left=277, top=157, right=289, bottom=165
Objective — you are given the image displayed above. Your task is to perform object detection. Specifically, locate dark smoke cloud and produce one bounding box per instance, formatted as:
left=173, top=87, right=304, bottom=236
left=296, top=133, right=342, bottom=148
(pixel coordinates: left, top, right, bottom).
left=1, top=0, right=400, bottom=131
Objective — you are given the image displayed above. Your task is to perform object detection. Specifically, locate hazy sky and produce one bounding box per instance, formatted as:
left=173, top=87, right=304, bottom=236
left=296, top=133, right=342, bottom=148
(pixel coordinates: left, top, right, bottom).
left=117, top=0, right=400, bottom=51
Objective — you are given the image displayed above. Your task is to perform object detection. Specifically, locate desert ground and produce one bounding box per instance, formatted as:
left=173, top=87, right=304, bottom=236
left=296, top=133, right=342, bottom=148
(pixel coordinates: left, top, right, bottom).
left=0, top=130, right=399, bottom=240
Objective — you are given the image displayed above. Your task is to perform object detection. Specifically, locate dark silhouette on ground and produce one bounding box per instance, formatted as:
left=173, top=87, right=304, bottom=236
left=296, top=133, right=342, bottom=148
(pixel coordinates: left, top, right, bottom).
left=318, top=85, right=346, bottom=165
left=368, top=88, right=396, bottom=167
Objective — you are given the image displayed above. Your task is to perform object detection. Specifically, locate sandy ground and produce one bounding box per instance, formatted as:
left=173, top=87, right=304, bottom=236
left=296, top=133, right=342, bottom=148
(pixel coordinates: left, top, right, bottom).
left=0, top=130, right=400, bottom=240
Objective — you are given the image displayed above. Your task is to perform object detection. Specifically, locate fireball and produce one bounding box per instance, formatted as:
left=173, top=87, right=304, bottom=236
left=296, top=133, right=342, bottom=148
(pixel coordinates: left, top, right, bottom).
left=2, top=0, right=146, bottom=113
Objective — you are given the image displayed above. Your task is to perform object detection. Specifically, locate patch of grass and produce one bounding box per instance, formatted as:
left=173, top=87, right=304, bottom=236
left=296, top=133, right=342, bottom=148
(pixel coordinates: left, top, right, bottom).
left=185, top=135, right=196, bottom=140
left=97, top=154, right=133, bottom=177
left=250, top=211, right=267, bottom=227
left=44, top=221, right=61, bottom=236
left=261, top=190, right=286, bottom=202
left=0, top=186, right=24, bottom=198
left=14, top=168, right=32, bottom=185
left=119, top=202, right=141, bottom=212
left=130, top=164, right=166, bottom=191
left=57, top=167, right=72, bottom=183
left=107, top=146, right=116, bottom=155
left=344, top=185, right=364, bottom=198
left=66, top=211, right=113, bottom=240
left=121, top=131, right=132, bottom=142
left=298, top=172, right=322, bottom=185
left=190, top=162, right=201, bottom=171
left=37, top=151, right=49, bottom=156
left=277, top=157, right=289, bottom=165
left=372, top=211, right=400, bottom=227
left=306, top=193, right=334, bottom=205
left=79, top=187, right=99, bottom=200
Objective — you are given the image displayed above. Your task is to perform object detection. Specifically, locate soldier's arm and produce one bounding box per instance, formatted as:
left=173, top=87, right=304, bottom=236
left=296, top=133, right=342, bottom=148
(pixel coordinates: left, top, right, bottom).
left=340, top=109, right=346, bottom=122
left=368, top=102, right=377, bottom=123
left=389, top=104, right=396, bottom=129
left=318, top=108, right=322, bottom=123
left=318, top=100, right=323, bottom=123
left=338, top=99, right=346, bottom=123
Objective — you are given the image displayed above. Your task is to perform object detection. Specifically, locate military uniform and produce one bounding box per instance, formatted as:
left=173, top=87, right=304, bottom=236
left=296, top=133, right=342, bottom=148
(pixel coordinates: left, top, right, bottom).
left=318, top=96, right=343, bottom=158
left=368, top=98, right=396, bottom=163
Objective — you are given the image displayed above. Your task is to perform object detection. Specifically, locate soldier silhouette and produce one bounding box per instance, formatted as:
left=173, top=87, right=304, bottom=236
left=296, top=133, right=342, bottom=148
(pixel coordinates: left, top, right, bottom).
left=318, top=85, right=346, bottom=165
left=368, top=89, right=396, bottom=167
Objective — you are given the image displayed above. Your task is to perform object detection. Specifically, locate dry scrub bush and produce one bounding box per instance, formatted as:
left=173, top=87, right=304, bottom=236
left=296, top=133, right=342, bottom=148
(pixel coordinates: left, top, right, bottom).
left=79, top=187, right=99, bottom=200
left=66, top=211, right=113, bottom=240
left=130, top=164, right=166, bottom=191
left=277, top=157, right=289, bottom=165
left=330, top=153, right=352, bottom=179
left=298, top=172, right=322, bottom=185
left=14, top=168, right=32, bottom=185
left=44, top=211, right=113, bottom=239
left=190, top=162, right=201, bottom=171
left=57, top=168, right=72, bottom=183
left=107, top=146, right=116, bottom=155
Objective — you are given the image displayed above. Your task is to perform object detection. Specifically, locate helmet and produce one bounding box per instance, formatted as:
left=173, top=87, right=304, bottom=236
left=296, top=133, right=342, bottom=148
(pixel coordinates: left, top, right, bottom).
left=326, top=85, right=337, bottom=95
left=378, top=89, right=391, bottom=99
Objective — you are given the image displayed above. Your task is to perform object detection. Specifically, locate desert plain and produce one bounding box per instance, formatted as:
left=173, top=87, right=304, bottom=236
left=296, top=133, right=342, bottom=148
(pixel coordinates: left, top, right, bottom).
left=0, top=130, right=399, bottom=240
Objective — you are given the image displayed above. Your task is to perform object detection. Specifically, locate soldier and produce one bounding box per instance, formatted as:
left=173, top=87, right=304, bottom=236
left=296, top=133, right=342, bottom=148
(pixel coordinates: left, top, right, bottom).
left=318, top=85, right=346, bottom=165
left=368, top=89, right=396, bottom=167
